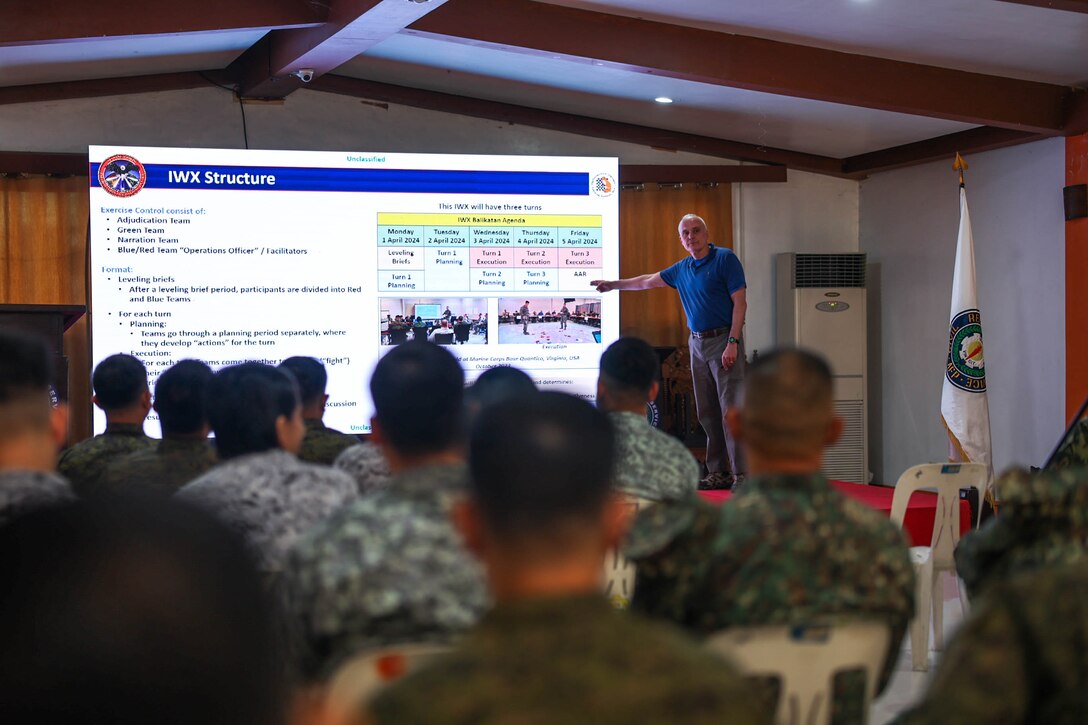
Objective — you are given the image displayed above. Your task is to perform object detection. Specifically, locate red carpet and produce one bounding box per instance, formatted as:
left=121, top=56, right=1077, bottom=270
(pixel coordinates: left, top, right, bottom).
left=698, top=479, right=971, bottom=546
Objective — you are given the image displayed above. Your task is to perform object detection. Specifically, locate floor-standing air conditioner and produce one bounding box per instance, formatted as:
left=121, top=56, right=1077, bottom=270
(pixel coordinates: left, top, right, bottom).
left=775, top=253, right=868, bottom=483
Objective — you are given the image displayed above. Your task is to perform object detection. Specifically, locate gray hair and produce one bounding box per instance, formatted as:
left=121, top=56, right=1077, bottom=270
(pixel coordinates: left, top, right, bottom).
left=677, top=213, right=708, bottom=234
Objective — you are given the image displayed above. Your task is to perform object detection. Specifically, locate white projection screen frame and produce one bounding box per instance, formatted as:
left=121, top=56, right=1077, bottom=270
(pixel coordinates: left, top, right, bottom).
left=88, top=146, right=620, bottom=437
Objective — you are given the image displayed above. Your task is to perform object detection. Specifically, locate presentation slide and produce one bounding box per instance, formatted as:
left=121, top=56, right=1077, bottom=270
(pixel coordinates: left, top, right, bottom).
left=88, top=146, right=619, bottom=437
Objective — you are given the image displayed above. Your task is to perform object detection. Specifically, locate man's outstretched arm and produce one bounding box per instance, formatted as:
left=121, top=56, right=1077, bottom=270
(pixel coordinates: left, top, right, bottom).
left=592, top=272, right=666, bottom=292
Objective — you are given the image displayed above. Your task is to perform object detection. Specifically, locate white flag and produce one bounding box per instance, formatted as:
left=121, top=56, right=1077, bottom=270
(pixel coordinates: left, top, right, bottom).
left=940, top=186, right=993, bottom=470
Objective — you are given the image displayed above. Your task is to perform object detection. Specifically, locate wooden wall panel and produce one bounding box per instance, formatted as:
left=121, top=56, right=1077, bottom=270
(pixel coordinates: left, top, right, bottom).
left=618, top=183, right=733, bottom=346
left=0, top=176, right=91, bottom=442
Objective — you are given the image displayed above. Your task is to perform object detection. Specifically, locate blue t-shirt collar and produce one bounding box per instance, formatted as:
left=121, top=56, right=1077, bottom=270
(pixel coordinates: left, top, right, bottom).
left=690, top=244, right=717, bottom=268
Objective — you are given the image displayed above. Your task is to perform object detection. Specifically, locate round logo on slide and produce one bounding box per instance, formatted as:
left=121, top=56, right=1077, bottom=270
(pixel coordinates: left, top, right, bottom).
left=98, top=154, right=146, bottom=197
left=946, top=308, right=986, bottom=392
left=591, top=173, right=616, bottom=197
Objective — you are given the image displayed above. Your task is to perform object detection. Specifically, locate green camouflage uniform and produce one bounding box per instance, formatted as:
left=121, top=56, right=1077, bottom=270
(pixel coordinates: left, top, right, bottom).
left=282, top=462, right=488, bottom=681
left=610, top=411, right=700, bottom=501
left=626, top=473, right=914, bottom=721
left=955, top=466, right=1088, bottom=600
left=0, top=470, right=75, bottom=526
left=332, top=443, right=391, bottom=495
left=57, top=422, right=154, bottom=497
left=99, top=437, right=218, bottom=494
left=176, top=449, right=357, bottom=574
left=1048, top=418, right=1088, bottom=470
left=894, top=561, right=1088, bottom=725
left=298, top=419, right=358, bottom=466
left=370, top=594, right=772, bottom=725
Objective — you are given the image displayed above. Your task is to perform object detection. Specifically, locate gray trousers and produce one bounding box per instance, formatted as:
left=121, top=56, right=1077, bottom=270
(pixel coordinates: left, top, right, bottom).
left=689, top=334, right=746, bottom=476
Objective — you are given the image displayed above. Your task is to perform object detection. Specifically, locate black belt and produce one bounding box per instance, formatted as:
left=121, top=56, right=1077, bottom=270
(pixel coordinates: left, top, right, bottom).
left=691, top=326, right=731, bottom=339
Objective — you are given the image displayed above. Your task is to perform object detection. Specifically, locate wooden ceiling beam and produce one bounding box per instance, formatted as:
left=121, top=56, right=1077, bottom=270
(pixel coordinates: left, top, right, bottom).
left=0, top=72, right=212, bottom=106
left=995, top=0, right=1088, bottom=14
left=227, top=0, right=451, bottom=99
left=310, top=75, right=846, bottom=176
left=620, top=165, right=786, bottom=184
left=1, top=0, right=326, bottom=46
left=842, top=126, right=1047, bottom=178
left=0, top=151, right=86, bottom=175
left=406, top=0, right=1079, bottom=134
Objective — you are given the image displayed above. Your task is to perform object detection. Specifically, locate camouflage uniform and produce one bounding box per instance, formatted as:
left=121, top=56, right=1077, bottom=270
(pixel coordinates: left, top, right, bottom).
left=609, top=411, right=700, bottom=501
left=57, top=423, right=154, bottom=496
left=282, top=462, right=487, bottom=681
left=894, top=561, right=1088, bottom=725
left=1048, top=418, right=1088, bottom=470
left=332, top=442, right=391, bottom=495
left=955, top=466, right=1088, bottom=600
left=626, top=473, right=914, bottom=716
left=175, top=449, right=357, bottom=574
left=370, top=594, right=771, bottom=725
left=99, top=437, right=218, bottom=494
left=0, top=470, right=75, bottom=526
left=298, top=419, right=358, bottom=466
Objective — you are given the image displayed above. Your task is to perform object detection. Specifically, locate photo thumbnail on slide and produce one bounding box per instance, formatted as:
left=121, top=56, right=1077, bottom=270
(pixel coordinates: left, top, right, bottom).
left=381, top=298, right=488, bottom=345
left=88, top=145, right=618, bottom=436
left=498, top=297, right=601, bottom=345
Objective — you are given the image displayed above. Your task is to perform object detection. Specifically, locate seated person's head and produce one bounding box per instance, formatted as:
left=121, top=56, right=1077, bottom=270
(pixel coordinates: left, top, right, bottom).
left=0, top=331, right=67, bottom=470
left=369, top=341, right=464, bottom=465
left=597, top=337, right=659, bottom=413
left=92, top=354, right=151, bottom=422
left=459, top=392, right=619, bottom=598
left=206, top=363, right=303, bottom=460
left=0, top=496, right=286, bottom=725
left=727, top=348, right=842, bottom=470
left=154, top=359, right=213, bottom=438
left=464, top=365, right=537, bottom=428
left=277, top=356, right=328, bottom=419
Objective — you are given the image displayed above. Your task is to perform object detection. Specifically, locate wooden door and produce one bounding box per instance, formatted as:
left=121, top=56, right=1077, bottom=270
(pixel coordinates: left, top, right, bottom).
left=618, top=183, right=732, bottom=346
left=0, top=176, right=91, bottom=442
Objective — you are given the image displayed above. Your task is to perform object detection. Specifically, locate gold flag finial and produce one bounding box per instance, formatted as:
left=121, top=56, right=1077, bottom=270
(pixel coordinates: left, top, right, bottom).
left=953, top=152, right=968, bottom=187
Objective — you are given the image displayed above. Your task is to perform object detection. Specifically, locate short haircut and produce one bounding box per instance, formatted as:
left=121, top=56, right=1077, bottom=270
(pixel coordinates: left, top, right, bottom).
left=599, top=337, right=659, bottom=401
left=678, top=213, right=708, bottom=233
left=464, top=366, right=537, bottom=427
left=92, top=354, right=148, bottom=411
left=469, top=391, right=614, bottom=540
left=154, top=360, right=213, bottom=436
left=0, top=330, right=53, bottom=437
left=206, top=363, right=299, bottom=460
left=370, top=341, right=464, bottom=456
left=278, top=356, right=327, bottom=408
left=742, top=348, right=834, bottom=458
left=0, top=496, right=286, bottom=725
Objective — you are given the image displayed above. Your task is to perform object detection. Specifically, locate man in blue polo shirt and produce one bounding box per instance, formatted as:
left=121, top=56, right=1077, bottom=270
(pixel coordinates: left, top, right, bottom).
left=592, top=213, right=746, bottom=489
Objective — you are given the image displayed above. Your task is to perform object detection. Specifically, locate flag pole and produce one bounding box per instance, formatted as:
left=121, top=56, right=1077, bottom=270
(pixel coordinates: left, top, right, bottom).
left=947, top=151, right=997, bottom=518
left=953, top=152, right=968, bottom=188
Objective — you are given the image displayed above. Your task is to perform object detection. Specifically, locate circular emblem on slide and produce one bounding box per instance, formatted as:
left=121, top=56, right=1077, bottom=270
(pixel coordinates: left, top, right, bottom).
left=591, top=173, right=616, bottom=197
left=646, top=399, right=661, bottom=428
left=98, top=154, right=146, bottom=197
left=946, top=308, right=986, bottom=392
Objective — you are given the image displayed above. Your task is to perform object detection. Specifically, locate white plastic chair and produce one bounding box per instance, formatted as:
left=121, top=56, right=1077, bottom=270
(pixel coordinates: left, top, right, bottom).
left=889, top=462, right=988, bottom=671
left=706, top=622, right=890, bottom=725
left=603, top=496, right=654, bottom=609
left=323, top=643, right=450, bottom=719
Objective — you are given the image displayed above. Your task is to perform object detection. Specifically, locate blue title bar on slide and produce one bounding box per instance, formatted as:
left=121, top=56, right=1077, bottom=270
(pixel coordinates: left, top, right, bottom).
left=89, top=163, right=590, bottom=195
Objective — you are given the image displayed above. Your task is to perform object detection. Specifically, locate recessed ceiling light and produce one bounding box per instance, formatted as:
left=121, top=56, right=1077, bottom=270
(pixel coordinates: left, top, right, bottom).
left=655, top=96, right=673, bottom=104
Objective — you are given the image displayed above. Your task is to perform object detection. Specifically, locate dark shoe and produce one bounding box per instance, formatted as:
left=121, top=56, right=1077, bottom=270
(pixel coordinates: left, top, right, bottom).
left=729, top=474, right=747, bottom=493
left=698, top=472, right=734, bottom=491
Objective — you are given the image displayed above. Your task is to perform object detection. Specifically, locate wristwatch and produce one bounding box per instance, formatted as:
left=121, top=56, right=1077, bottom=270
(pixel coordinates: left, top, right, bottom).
left=727, top=336, right=741, bottom=345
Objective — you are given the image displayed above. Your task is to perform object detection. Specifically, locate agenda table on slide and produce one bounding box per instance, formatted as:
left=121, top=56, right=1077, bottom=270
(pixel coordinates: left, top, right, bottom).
left=377, top=213, right=603, bottom=293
